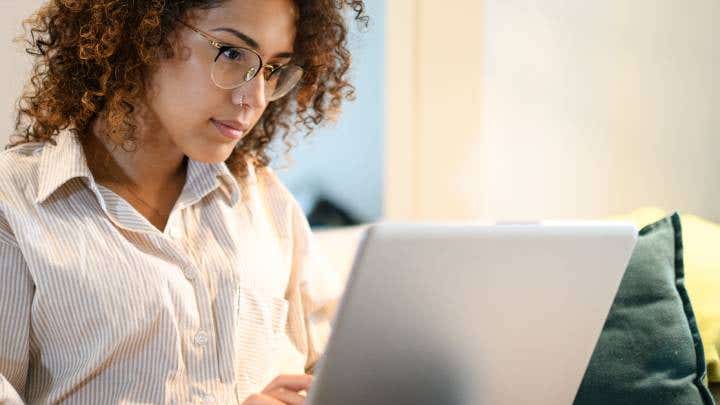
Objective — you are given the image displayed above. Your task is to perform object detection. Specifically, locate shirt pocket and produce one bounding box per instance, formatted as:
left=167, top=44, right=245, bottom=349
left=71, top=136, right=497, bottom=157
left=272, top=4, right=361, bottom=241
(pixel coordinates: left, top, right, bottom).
left=235, top=287, right=289, bottom=391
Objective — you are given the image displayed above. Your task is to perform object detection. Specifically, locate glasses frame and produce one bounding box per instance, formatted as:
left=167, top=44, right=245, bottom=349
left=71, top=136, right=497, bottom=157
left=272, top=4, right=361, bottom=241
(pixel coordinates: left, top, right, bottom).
left=177, top=19, right=303, bottom=100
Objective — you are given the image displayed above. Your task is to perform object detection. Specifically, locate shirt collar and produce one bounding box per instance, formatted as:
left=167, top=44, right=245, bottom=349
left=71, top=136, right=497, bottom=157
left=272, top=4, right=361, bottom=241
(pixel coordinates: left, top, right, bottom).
left=35, top=130, right=250, bottom=208
left=35, top=130, right=93, bottom=204
left=183, top=159, right=243, bottom=208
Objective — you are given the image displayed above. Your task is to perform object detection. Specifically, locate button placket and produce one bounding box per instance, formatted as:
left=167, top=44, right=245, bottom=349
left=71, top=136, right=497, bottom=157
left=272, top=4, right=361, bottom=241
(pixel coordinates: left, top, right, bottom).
left=159, top=205, right=225, bottom=393
left=169, top=225, right=182, bottom=239
left=188, top=266, right=222, bottom=385
left=165, top=209, right=185, bottom=240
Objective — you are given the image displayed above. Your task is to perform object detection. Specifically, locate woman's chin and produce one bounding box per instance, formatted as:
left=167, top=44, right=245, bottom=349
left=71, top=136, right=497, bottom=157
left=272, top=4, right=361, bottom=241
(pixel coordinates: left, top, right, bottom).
left=184, top=144, right=236, bottom=164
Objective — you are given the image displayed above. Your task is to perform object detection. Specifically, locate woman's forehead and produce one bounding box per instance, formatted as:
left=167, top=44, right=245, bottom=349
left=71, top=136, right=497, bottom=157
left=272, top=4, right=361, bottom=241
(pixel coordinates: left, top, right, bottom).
left=193, top=0, right=298, bottom=54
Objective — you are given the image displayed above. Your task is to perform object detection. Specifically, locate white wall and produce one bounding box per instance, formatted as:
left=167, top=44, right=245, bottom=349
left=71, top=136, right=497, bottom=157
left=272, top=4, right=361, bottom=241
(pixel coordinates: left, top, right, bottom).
left=0, top=0, right=46, bottom=144
left=385, top=0, right=720, bottom=222
left=479, top=0, right=720, bottom=221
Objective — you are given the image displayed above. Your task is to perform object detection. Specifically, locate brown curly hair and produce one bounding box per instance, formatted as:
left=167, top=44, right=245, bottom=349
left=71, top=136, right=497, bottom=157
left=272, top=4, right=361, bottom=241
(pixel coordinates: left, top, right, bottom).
left=11, top=0, right=367, bottom=177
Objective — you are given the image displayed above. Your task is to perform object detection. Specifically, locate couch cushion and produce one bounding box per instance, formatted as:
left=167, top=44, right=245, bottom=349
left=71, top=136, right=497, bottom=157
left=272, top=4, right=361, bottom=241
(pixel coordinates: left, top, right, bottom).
left=609, top=207, right=720, bottom=385
left=574, top=214, right=714, bottom=404
left=676, top=213, right=720, bottom=384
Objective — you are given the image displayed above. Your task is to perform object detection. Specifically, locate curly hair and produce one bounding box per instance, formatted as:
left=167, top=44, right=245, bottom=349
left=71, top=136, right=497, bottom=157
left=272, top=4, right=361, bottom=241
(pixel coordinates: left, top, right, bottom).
left=11, top=0, right=367, bottom=177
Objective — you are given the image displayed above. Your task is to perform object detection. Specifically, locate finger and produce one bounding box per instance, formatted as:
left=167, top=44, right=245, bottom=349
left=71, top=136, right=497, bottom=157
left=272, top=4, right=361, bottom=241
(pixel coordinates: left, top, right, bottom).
left=263, top=374, right=313, bottom=393
left=243, top=393, right=285, bottom=405
left=267, top=387, right=306, bottom=405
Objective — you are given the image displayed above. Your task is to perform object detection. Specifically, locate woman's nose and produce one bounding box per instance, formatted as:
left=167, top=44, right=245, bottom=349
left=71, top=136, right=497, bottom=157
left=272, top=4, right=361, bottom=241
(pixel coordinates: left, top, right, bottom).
left=232, top=72, right=267, bottom=109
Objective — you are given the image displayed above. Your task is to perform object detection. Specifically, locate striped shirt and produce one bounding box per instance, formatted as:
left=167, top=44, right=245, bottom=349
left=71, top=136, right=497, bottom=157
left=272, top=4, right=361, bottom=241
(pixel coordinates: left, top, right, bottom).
left=0, top=130, right=340, bottom=404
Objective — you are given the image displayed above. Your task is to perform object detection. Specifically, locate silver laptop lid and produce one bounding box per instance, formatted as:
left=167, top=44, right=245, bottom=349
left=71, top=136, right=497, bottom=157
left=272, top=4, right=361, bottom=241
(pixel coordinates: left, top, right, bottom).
left=308, top=222, right=637, bottom=405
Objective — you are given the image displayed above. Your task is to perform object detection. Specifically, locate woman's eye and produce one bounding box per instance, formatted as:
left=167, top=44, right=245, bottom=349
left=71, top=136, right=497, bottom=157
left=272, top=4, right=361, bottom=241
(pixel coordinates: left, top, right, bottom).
left=221, top=48, right=245, bottom=62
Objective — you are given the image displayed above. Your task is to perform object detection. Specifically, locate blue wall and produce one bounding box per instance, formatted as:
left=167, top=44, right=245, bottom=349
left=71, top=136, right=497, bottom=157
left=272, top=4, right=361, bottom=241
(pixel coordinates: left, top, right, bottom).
left=275, top=0, right=384, bottom=223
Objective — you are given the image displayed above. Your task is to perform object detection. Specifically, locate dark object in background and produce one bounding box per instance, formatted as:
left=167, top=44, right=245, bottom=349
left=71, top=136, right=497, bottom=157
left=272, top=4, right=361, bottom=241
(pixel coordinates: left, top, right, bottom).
left=308, top=197, right=361, bottom=228
left=574, top=213, right=715, bottom=405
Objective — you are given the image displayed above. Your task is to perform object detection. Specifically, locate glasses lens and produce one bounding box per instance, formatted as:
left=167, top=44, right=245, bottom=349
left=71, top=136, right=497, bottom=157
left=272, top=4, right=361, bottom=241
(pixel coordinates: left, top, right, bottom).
left=211, top=47, right=261, bottom=89
left=267, top=65, right=304, bottom=101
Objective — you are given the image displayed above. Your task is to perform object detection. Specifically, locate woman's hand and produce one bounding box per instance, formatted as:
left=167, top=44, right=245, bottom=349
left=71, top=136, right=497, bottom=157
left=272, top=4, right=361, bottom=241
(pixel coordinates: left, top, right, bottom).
left=242, top=374, right=313, bottom=405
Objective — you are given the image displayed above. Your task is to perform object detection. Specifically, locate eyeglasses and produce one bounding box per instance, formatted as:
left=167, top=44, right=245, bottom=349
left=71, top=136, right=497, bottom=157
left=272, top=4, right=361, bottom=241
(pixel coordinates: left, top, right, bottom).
left=178, top=20, right=304, bottom=101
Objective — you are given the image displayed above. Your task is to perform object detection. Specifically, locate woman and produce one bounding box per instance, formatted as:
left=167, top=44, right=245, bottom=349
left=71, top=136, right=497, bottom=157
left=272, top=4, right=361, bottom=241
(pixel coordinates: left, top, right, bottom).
left=0, top=0, right=366, bottom=403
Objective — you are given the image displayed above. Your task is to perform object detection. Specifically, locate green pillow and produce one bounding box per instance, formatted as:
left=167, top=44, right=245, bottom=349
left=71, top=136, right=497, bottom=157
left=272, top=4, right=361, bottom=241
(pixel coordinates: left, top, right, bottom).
left=574, top=214, right=715, bottom=404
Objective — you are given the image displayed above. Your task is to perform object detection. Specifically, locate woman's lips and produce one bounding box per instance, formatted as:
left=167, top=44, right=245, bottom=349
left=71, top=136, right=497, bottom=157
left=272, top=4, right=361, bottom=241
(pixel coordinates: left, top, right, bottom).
left=211, top=119, right=247, bottom=141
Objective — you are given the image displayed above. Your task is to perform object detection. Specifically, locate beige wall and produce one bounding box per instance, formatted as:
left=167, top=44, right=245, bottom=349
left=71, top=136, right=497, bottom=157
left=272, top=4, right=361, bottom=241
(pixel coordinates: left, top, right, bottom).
left=383, top=0, right=419, bottom=221
left=385, top=0, right=720, bottom=221
left=384, top=0, right=486, bottom=221
left=0, top=0, right=46, bottom=146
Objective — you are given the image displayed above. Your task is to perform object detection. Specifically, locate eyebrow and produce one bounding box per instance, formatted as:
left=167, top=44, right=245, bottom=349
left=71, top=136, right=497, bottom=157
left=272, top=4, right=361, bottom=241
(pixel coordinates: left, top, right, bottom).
left=210, top=27, right=294, bottom=59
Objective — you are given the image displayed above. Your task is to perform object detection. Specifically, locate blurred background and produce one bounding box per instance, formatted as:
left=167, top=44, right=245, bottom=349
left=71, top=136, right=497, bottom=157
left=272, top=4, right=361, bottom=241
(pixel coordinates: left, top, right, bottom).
left=2, top=0, right=718, bottom=225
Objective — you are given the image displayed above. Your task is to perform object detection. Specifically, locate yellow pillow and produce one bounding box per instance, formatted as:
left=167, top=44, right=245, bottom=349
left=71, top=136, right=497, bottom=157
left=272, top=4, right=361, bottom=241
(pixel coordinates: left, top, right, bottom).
left=609, top=208, right=720, bottom=383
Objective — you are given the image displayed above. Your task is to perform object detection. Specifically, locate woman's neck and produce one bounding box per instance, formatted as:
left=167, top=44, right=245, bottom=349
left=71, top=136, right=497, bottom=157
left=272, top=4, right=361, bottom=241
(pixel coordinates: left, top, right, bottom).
left=85, top=116, right=187, bottom=194
left=83, top=116, right=188, bottom=231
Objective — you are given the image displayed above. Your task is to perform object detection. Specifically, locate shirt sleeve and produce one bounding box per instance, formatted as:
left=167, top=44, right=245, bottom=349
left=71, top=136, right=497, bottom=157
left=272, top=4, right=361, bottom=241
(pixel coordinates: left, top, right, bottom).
left=289, top=201, right=343, bottom=372
left=0, top=211, right=32, bottom=405
left=292, top=200, right=342, bottom=315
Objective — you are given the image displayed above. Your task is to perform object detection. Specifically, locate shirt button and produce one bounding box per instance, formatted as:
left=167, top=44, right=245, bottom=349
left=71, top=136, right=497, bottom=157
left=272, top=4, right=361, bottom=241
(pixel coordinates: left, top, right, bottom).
left=182, top=267, right=195, bottom=281
left=194, top=330, right=209, bottom=347
left=169, top=226, right=182, bottom=239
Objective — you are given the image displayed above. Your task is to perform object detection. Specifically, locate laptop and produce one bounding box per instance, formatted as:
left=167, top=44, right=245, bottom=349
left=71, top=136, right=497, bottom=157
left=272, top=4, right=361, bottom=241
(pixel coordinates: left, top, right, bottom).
left=306, top=222, right=637, bottom=405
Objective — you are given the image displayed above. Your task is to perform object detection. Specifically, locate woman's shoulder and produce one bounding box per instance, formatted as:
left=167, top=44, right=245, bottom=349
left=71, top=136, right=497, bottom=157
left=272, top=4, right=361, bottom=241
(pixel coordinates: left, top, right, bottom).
left=245, top=162, right=308, bottom=235
left=253, top=164, right=287, bottom=192
left=251, top=163, right=301, bottom=211
left=0, top=140, right=46, bottom=160
left=0, top=140, right=48, bottom=198
left=0, top=141, right=48, bottom=238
